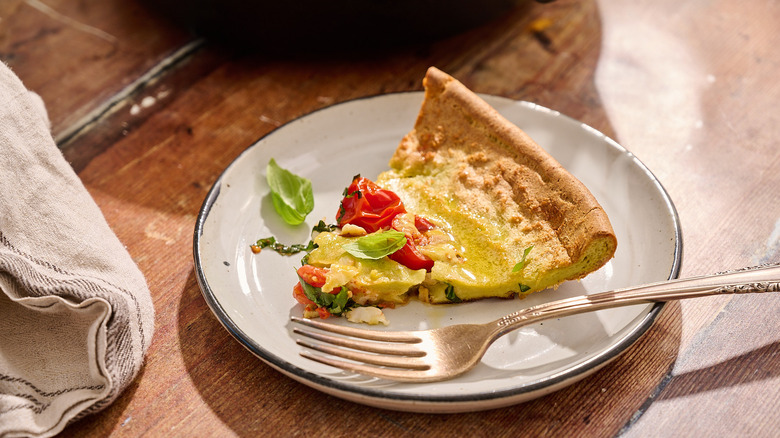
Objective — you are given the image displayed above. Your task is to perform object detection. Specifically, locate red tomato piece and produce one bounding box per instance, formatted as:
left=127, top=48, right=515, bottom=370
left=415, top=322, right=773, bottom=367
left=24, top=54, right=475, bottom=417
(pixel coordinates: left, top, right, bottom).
left=336, top=176, right=406, bottom=233
left=388, top=240, right=435, bottom=271
left=297, top=265, right=328, bottom=287
left=315, top=307, right=332, bottom=319
left=292, top=283, right=315, bottom=306
left=414, top=215, right=436, bottom=232
left=389, top=213, right=435, bottom=271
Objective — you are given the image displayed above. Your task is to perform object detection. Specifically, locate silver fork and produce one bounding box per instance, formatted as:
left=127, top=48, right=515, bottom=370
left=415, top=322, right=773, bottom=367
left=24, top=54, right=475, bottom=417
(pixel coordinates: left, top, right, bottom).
left=291, top=264, right=780, bottom=382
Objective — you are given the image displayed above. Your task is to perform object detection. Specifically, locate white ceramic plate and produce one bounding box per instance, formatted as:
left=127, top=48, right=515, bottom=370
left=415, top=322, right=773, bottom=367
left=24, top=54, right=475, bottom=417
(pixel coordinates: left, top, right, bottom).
left=194, top=93, right=682, bottom=413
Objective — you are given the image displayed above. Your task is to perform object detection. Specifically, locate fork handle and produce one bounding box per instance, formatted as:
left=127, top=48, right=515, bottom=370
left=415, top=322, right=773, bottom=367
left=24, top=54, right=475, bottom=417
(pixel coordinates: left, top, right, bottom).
left=491, top=263, right=780, bottom=335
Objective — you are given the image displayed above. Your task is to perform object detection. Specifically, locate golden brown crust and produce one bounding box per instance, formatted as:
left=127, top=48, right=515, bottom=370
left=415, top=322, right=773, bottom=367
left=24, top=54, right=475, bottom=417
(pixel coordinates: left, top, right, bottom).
left=390, top=67, right=616, bottom=276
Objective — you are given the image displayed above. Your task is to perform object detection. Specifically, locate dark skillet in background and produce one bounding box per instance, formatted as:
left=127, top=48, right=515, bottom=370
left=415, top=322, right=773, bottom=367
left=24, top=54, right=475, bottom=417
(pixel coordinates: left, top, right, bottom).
left=142, top=0, right=556, bottom=52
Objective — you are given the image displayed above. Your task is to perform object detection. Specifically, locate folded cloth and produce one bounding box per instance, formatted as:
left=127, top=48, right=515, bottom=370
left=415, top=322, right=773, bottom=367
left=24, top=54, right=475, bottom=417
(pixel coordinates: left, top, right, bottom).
left=0, top=62, right=154, bottom=437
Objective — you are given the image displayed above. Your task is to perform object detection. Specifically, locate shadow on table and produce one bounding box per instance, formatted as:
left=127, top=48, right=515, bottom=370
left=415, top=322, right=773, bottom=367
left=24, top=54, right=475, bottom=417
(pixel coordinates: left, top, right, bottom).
left=659, top=340, right=780, bottom=402
left=653, top=290, right=780, bottom=403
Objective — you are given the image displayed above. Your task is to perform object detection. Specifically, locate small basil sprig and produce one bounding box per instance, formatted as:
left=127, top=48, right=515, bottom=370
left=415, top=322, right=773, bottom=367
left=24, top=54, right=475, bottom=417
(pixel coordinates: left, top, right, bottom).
left=512, top=246, right=534, bottom=272
left=342, top=230, right=407, bottom=260
left=252, top=236, right=315, bottom=255
left=444, top=283, right=462, bottom=303
left=251, top=221, right=336, bottom=256
left=266, top=158, right=314, bottom=225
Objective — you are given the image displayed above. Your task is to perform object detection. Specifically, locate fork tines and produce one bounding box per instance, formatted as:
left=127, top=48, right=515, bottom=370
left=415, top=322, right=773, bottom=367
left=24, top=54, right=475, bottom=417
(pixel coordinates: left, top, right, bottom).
left=291, top=316, right=432, bottom=376
left=291, top=316, right=421, bottom=343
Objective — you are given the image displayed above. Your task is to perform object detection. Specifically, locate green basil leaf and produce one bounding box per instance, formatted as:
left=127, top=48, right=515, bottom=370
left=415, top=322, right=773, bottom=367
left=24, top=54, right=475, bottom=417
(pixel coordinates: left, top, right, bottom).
left=297, top=275, right=353, bottom=315
left=342, top=230, right=407, bottom=260
left=445, top=283, right=462, bottom=303
left=298, top=274, right=323, bottom=304
left=330, top=287, right=350, bottom=314
left=266, top=158, right=314, bottom=225
left=512, top=246, right=534, bottom=272
left=518, top=283, right=532, bottom=293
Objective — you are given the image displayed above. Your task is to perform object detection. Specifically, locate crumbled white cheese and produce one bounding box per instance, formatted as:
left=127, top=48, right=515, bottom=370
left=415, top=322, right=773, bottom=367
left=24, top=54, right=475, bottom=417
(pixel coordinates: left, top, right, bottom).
left=346, top=307, right=389, bottom=326
left=339, top=224, right=367, bottom=237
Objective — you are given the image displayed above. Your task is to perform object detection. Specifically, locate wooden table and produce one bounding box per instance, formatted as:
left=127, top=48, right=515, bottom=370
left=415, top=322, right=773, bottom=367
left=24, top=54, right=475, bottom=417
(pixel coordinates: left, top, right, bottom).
left=3, top=0, right=779, bottom=435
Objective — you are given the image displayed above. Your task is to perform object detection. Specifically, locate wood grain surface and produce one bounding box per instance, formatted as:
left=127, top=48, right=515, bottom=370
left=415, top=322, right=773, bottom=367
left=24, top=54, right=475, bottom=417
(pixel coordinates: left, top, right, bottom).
left=1, top=0, right=778, bottom=436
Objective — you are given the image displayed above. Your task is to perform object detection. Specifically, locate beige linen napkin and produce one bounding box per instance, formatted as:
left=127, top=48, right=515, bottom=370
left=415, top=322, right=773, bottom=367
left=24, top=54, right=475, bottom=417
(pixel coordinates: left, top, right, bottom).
left=0, top=62, right=154, bottom=437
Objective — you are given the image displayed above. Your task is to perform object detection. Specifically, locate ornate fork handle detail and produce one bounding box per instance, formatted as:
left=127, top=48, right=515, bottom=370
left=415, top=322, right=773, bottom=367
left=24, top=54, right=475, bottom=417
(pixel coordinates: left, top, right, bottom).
left=494, top=264, right=780, bottom=332
left=714, top=264, right=780, bottom=293
left=716, top=282, right=780, bottom=294
left=497, top=312, right=532, bottom=327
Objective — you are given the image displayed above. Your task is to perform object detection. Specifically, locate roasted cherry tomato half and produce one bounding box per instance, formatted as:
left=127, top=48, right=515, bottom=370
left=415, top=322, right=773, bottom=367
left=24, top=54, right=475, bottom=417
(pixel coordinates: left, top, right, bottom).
left=388, top=240, right=435, bottom=271
left=297, top=265, right=328, bottom=287
left=336, top=176, right=406, bottom=233
left=388, top=213, right=435, bottom=271
left=292, top=283, right=315, bottom=306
